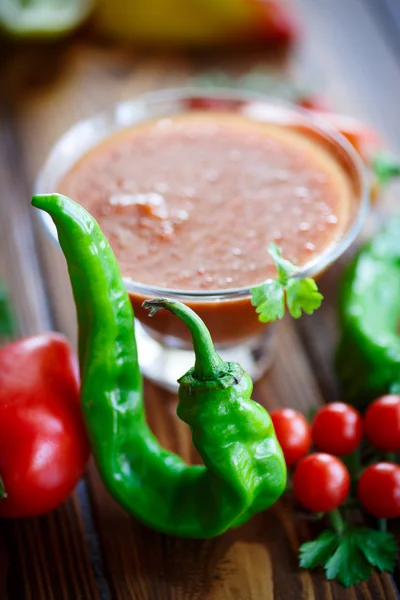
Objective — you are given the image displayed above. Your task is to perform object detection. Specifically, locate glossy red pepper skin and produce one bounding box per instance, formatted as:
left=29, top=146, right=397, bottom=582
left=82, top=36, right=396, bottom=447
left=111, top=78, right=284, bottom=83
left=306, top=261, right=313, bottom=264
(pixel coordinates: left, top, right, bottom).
left=0, top=333, right=90, bottom=518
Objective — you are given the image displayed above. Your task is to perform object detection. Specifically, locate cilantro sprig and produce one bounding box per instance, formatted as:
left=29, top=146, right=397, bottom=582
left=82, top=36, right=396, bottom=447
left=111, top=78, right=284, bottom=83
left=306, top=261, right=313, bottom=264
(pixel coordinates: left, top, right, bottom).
left=300, top=521, right=398, bottom=587
left=250, top=243, right=323, bottom=323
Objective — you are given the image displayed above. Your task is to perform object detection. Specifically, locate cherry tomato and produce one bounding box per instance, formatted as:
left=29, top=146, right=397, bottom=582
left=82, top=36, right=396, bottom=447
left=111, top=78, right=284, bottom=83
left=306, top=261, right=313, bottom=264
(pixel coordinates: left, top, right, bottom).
left=249, top=0, right=299, bottom=45
left=358, top=463, right=400, bottom=519
left=270, top=408, right=311, bottom=467
left=364, top=395, right=400, bottom=452
left=293, top=453, right=350, bottom=513
left=0, top=334, right=90, bottom=518
left=311, top=402, right=363, bottom=456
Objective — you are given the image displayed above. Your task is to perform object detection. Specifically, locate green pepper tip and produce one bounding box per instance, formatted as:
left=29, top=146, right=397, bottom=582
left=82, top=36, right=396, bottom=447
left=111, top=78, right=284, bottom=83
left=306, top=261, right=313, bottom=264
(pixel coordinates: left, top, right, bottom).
left=142, top=298, right=177, bottom=317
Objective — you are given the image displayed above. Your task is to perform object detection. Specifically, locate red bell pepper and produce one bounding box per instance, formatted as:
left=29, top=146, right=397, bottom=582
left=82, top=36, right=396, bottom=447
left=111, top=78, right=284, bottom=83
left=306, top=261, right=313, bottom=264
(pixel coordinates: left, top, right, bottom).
left=0, top=333, right=89, bottom=518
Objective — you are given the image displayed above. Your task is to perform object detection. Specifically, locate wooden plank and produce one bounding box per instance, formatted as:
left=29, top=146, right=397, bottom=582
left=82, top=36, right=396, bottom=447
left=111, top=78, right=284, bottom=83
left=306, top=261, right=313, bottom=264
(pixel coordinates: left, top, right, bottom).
left=4, top=0, right=400, bottom=596
left=0, top=73, right=103, bottom=599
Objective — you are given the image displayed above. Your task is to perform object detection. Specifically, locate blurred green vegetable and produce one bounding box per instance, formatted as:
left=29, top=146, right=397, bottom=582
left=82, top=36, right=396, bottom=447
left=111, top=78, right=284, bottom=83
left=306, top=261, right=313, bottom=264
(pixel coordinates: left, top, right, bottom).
left=0, top=0, right=93, bottom=39
left=336, top=216, right=400, bottom=409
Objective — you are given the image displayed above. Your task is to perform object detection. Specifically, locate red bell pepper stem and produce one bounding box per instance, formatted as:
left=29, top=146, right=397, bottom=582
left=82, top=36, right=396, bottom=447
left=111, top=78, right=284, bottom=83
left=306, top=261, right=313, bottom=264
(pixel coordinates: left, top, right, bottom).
left=0, top=476, right=7, bottom=500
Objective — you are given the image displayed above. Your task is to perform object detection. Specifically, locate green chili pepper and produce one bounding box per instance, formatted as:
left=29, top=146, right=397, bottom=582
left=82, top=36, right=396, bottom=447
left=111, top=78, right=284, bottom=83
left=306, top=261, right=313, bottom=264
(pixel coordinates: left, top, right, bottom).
left=336, top=216, right=400, bottom=410
left=32, top=193, right=286, bottom=538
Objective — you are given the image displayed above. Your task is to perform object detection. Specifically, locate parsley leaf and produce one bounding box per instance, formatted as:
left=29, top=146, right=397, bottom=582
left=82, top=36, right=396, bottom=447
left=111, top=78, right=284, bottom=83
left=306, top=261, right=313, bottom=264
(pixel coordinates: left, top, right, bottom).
left=372, top=151, right=400, bottom=187
left=299, top=530, right=338, bottom=569
left=325, top=528, right=372, bottom=587
left=250, top=243, right=323, bottom=323
left=355, top=528, right=398, bottom=573
left=299, top=524, right=399, bottom=588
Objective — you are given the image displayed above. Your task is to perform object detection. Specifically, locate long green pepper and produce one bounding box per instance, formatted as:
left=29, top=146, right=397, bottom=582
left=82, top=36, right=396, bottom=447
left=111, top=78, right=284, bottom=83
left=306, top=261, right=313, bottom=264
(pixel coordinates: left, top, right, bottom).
left=32, top=193, right=286, bottom=538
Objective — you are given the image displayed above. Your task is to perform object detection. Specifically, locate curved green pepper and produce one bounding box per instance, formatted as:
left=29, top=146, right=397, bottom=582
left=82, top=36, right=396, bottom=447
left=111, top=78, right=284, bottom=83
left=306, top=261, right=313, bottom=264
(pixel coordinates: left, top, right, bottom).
left=32, top=193, right=286, bottom=538
left=336, top=216, right=400, bottom=410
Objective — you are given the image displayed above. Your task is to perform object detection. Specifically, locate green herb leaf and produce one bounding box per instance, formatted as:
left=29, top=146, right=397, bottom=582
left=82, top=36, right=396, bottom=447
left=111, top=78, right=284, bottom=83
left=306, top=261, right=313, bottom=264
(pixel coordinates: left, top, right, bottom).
left=250, top=280, right=285, bottom=323
left=299, top=530, right=339, bottom=569
left=372, top=151, right=400, bottom=187
left=299, top=524, right=399, bottom=588
left=286, top=278, right=324, bottom=318
left=325, top=528, right=372, bottom=587
left=355, top=528, right=398, bottom=573
left=250, top=243, right=323, bottom=323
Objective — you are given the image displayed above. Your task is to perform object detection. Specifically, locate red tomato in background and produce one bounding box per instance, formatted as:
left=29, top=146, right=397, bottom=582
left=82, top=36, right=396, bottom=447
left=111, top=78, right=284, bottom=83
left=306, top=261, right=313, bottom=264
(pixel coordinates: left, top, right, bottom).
left=293, top=453, right=350, bottom=513
left=270, top=408, right=311, bottom=467
left=364, top=395, right=400, bottom=452
left=358, top=463, right=400, bottom=519
left=249, top=0, right=299, bottom=45
left=0, top=333, right=90, bottom=518
left=311, top=402, right=363, bottom=456
left=309, top=111, right=383, bottom=161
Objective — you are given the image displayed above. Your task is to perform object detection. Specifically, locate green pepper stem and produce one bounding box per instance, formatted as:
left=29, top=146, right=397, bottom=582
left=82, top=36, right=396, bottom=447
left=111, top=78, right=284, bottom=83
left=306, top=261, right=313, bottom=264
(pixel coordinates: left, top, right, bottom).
left=378, top=518, right=387, bottom=532
left=143, top=299, right=225, bottom=380
left=329, top=508, right=344, bottom=535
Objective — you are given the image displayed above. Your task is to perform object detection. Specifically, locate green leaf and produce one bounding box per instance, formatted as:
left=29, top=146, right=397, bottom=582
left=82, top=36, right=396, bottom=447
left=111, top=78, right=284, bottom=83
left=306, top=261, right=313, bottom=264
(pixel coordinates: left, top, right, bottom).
left=299, top=530, right=339, bottom=569
left=250, top=244, right=323, bottom=324
left=372, top=151, right=400, bottom=187
left=299, top=524, right=398, bottom=588
left=355, top=528, right=398, bottom=573
left=325, top=528, right=372, bottom=587
left=286, top=278, right=324, bottom=319
left=250, top=280, right=285, bottom=323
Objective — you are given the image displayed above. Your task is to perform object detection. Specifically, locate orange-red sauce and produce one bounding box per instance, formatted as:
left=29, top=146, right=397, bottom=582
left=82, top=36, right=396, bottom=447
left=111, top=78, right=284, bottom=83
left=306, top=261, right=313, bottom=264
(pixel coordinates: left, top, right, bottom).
left=59, top=112, right=351, bottom=292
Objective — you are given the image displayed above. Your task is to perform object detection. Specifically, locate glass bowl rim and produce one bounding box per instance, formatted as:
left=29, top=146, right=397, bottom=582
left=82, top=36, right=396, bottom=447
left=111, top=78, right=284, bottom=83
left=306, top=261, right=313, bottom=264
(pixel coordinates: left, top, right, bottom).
left=34, top=86, right=370, bottom=302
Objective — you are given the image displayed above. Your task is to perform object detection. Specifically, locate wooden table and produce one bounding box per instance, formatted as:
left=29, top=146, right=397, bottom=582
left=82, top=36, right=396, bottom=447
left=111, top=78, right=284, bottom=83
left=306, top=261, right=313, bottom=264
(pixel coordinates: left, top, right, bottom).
left=1, top=0, right=400, bottom=597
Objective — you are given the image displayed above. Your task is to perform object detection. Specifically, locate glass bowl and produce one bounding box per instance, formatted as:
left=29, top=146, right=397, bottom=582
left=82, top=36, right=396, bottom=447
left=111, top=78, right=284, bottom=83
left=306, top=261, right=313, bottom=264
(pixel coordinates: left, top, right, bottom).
left=35, top=88, right=369, bottom=391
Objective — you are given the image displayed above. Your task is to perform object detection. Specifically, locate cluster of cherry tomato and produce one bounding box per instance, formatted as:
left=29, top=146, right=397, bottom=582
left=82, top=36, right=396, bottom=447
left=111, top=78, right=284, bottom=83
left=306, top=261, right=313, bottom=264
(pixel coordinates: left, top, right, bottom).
left=270, top=396, right=400, bottom=518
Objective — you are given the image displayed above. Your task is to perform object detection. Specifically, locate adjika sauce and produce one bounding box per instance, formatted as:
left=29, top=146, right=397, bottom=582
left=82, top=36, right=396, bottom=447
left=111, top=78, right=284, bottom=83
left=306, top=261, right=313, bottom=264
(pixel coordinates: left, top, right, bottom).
left=59, top=111, right=351, bottom=292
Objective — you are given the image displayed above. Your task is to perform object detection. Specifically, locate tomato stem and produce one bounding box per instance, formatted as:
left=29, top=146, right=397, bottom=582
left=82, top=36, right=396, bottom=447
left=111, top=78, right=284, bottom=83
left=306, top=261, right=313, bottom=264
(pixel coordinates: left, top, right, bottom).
left=378, top=518, right=387, bottom=532
left=385, top=452, right=396, bottom=463
left=344, top=447, right=363, bottom=481
left=329, top=508, right=344, bottom=535
left=0, top=475, right=7, bottom=500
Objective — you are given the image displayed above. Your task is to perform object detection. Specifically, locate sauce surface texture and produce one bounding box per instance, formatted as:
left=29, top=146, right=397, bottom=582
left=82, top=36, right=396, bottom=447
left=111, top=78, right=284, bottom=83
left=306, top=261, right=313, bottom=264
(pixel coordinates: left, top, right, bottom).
left=59, top=111, right=351, bottom=291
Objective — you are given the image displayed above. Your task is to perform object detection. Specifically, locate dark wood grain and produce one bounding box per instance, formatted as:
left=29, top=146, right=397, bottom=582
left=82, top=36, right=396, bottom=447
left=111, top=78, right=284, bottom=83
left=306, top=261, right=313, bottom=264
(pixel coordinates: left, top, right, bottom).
left=0, top=65, right=103, bottom=600
left=1, top=0, right=400, bottom=597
